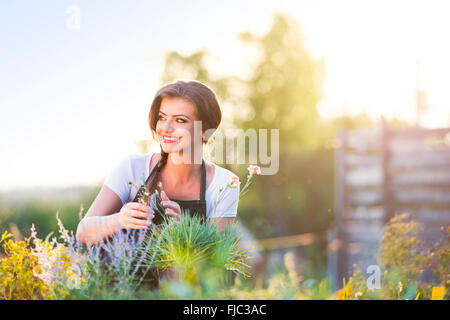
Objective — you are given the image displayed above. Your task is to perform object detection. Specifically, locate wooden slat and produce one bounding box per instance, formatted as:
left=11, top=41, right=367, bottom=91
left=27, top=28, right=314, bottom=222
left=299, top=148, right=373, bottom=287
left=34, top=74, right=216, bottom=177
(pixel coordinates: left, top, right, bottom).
left=344, top=220, right=384, bottom=231
left=345, top=154, right=381, bottom=167
left=391, top=151, right=450, bottom=168
left=347, top=190, right=382, bottom=206
left=392, top=170, right=450, bottom=185
left=393, top=207, right=450, bottom=220
left=389, top=142, right=450, bottom=153
left=327, top=227, right=341, bottom=287
left=411, top=210, right=450, bottom=222
left=394, top=191, right=450, bottom=204
left=343, top=229, right=383, bottom=243
left=345, top=167, right=382, bottom=187
left=345, top=206, right=384, bottom=220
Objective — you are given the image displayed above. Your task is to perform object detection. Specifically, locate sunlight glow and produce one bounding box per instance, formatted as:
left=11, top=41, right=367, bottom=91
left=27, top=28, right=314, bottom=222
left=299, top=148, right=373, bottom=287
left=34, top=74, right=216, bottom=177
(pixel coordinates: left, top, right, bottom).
left=1, top=0, right=449, bottom=191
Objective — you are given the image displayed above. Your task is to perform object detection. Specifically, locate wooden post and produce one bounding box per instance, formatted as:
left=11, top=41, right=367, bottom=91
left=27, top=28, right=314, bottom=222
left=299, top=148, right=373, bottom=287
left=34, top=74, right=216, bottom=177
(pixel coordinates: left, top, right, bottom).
left=381, top=117, right=393, bottom=224
left=335, top=131, right=347, bottom=288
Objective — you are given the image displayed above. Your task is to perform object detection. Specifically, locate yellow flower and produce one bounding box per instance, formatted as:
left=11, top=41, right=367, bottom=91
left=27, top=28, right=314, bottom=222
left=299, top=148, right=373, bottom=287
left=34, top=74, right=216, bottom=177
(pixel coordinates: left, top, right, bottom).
left=337, top=278, right=353, bottom=300
left=337, top=288, right=344, bottom=300
left=0, top=237, right=56, bottom=299
left=431, top=286, right=445, bottom=300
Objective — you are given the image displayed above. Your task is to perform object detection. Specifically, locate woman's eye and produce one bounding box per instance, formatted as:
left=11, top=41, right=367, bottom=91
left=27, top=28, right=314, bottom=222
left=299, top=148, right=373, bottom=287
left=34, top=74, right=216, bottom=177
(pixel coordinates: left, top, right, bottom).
left=158, top=115, right=186, bottom=123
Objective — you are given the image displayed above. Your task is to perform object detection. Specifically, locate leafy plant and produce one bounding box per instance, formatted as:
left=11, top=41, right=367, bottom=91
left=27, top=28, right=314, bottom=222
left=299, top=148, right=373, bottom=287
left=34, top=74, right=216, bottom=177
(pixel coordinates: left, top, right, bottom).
left=0, top=231, right=59, bottom=300
left=343, top=213, right=449, bottom=300
left=427, top=224, right=449, bottom=299
left=140, top=210, right=250, bottom=286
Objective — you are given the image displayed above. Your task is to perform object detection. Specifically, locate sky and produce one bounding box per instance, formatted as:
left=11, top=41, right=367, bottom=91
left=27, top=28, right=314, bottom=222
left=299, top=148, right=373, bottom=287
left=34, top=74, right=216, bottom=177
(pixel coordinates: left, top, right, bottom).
left=1, top=0, right=449, bottom=192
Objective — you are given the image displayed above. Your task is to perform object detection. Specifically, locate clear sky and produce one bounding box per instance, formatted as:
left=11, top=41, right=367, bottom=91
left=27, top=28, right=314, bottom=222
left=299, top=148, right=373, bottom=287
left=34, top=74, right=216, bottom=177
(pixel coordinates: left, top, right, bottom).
left=1, top=0, right=449, bottom=192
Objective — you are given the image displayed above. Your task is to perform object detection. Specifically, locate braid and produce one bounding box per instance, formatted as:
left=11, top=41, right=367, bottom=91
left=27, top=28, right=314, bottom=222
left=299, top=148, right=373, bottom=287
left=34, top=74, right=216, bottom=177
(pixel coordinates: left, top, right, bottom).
left=145, top=147, right=169, bottom=195
left=159, top=149, right=169, bottom=170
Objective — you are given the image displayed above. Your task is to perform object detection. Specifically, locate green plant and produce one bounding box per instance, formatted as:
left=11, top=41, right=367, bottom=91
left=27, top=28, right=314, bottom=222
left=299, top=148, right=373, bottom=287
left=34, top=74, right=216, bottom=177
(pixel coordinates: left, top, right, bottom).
left=378, top=213, right=430, bottom=299
left=345, top=213, right=448, bottom=300
left=0, top=231, right=59, bottom=300
left=427, top=224, right=449, bottom=299
left=140, top=210, right=250, bottom=286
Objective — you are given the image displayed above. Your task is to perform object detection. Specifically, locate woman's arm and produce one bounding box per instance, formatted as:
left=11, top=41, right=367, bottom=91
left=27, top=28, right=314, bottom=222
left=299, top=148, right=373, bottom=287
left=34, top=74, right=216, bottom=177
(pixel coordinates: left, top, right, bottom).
left=75, top=185, right=123, bottom=244
left=76, top=185, right=153, bottom=245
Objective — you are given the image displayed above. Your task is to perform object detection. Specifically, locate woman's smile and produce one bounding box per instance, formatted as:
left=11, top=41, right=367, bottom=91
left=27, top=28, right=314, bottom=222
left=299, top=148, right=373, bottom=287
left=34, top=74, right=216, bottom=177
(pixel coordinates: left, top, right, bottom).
left=162, top=135, right=180, bottom=144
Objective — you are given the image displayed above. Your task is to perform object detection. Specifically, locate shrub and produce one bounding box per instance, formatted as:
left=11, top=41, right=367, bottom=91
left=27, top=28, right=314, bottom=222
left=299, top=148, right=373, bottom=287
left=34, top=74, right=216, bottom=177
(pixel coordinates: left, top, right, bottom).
left=344, top=213, right=448, bottom=300
left=140, top=210, right=250, bottom=287
left=0, top=231, right=57, bottom=299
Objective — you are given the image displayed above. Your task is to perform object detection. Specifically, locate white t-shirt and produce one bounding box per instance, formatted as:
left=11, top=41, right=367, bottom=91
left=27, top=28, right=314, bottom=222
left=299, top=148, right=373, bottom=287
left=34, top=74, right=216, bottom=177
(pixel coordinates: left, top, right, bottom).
left=103, top=153, right=240, bottom=218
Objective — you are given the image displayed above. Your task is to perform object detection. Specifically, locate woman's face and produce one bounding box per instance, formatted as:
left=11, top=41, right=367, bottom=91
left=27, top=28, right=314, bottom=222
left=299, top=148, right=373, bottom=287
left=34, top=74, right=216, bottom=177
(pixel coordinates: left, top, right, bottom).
left=156, top=97, right=203, bottom=155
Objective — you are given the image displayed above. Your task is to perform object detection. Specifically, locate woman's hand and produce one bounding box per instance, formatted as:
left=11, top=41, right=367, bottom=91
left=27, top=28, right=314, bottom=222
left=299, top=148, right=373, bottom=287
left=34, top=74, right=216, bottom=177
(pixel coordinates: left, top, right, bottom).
left=160, top=190, right=181, bottom=221
left=116, top=202, right=154, bottom=230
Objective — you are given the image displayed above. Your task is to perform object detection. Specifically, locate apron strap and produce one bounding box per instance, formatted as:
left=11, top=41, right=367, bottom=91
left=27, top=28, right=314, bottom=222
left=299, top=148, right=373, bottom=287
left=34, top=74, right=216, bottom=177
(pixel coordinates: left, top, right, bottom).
left=145, top=154, right=161, bottom=185
left=147, top=157, right=206, bottom=201
left=200, top=159, right=206, bottom=201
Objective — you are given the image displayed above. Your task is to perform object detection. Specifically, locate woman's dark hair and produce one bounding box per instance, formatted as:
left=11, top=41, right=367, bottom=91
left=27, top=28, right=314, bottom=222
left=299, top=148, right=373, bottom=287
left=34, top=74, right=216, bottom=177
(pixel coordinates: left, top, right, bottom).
left=146, top=80, right=222, bottom=193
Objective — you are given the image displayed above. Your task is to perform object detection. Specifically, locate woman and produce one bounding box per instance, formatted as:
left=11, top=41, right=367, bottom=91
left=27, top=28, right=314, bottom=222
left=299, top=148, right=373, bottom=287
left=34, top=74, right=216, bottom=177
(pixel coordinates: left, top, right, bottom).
left=76, top=80, right=240, bottom=245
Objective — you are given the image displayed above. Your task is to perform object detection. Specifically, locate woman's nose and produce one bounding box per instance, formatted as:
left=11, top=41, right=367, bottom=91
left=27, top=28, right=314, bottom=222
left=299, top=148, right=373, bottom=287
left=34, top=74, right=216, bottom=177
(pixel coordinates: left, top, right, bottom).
left=162, top=119, right=174, bottom=133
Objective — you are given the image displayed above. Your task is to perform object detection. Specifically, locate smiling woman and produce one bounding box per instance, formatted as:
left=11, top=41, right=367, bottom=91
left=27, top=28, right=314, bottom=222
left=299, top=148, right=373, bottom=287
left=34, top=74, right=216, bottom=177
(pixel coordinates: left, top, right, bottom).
left=75, top=80, right=240, bottom=245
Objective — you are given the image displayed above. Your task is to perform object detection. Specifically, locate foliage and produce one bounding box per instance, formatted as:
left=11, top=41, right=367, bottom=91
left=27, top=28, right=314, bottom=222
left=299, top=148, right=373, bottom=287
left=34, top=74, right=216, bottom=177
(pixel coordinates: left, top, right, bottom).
left=0, top=231, right=58, bottom=300
left=376, top=213, right=430, bottom=299
left=342, top=214, right=448, bottom=300
left=237, top=12, right=325, bottom=151
left=1, top=213, right=447, bottom=300
left=65, top=224, right=155, bottom=300
left=141, top=210, right=250, bottom=287
left=160, top=50, right=232, bottom=103
left=0, top=206, right=252, bottom=300
left=138, top=251, right=335, bottom=300
left=379, top=214, right=429, bottom=280
left=427, top=224, right=449, bottom=299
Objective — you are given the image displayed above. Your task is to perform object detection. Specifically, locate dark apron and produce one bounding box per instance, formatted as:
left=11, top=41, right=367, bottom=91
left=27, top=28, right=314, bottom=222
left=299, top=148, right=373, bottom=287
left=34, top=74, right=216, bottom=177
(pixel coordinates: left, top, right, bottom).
left=133, top=158, right=207, bottom=222
left=130, top=158, right=208, bottom=289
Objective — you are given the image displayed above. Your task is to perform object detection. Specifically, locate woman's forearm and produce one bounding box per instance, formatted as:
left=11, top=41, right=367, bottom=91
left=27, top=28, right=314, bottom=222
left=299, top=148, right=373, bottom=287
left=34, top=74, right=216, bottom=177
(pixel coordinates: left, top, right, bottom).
left=76, top=213, right=121, bottom=245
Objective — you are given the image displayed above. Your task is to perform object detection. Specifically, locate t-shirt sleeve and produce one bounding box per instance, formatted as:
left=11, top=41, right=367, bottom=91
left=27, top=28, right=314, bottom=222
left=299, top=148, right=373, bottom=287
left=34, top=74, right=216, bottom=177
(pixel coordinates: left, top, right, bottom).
left=103, top=156, right=132, bottom=205
left=209, top=176, right=240, bottom=218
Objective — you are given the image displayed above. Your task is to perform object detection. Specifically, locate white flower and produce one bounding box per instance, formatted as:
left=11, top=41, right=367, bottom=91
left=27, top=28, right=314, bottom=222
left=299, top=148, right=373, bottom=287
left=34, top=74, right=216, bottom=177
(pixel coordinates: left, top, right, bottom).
left=247, top=165, right=261, bottom=175
left=227, top=176, right=240, bottom=188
